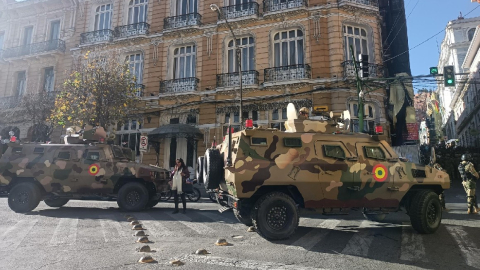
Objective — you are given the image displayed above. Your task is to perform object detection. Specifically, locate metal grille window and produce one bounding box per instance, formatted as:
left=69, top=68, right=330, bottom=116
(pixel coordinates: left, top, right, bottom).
left=273, top=29, right=304, bottom=67
left=128, top=0, right=148, bottom=23
left=126, top=53, right=144, bottom=96
left=343, top=25, right=368, bottom=60
left=227, top=37, right=255, bottom=72
left=175, top=0, right=197, bottom=15
left=43, top=67, right=55, bottom=92
left=16, top=71, right=26, bottom=96
left=173, top=45, right=196, bottom=79
left=95, top=4, right=113, bottom=31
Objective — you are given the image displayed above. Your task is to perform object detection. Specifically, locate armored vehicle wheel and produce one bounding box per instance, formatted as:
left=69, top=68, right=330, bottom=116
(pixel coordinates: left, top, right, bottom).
left=204, top=149, right=223, bottom=189
left=8, top=182, right=41, bottom=213
left=234, top=208, right=253, bottom=227
left=362, top=210, right=386, bottom=222
left=252, top=192, right=299, bottom=240
left=44, top=198, right=69, bottom=208
left=409, top=190, right=442, bottom=234
left=117, top=182, right=149, bottom=211
left=196, top=156, right=204, bottom=184
left=187, top=187, right=201, bottom=202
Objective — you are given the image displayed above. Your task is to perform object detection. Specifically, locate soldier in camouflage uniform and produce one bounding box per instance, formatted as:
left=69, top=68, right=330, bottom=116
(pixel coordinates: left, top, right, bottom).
left=298, top=107, right=309, bottom=120
left=458, top=154, right=479, bottom=214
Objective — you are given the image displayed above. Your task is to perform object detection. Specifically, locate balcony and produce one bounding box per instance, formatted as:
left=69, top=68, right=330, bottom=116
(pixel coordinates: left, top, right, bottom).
left=216, top=70, right=259, bottom=88
left=219, top=2, right=259, bottom=21
left=114, top=23, right=150, bottom=39
left=80, top=29, right=114, bottom=45
left=164, top=13, right=201, bottom=31
left=338, top=0, right=378, bottom=8
left=0, top=96, right=22, bottom=110
left=1, top=40, right=66, bottom=59
left=264, top=64, right=311, bottom=82
left=263, top=0, right=307, bottom=14
left=341, top=60, right=383, bottom=78
left=160, top=77, right=199, bottom=94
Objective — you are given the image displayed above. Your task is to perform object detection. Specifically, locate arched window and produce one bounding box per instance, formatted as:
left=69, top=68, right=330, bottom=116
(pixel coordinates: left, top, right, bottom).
left=173, top=45, right=196, bottom=79
left=227, top=37, right=255, bottom=72
left=468, top=28, right=476, bottom=41
left=128, top=0, right=148, bottom=24
left=273, top=29, right=304, bottom=67
left=126, top=53, right=144, bottom=96
left=175, top=0, right=197, bottom=15
left=94, top=4, right=113, bottom=30
left=343, top=25, right=368, bottom=60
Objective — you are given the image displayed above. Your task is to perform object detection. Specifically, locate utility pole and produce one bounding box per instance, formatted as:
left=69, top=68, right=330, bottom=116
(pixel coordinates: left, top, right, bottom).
left=350, top=45, right=365, bottom=133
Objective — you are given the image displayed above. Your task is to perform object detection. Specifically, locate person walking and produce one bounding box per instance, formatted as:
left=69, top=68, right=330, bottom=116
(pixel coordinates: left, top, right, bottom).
left=171, top=158, right=190, bottom=214
left=458, top=154, right=479, bottom=214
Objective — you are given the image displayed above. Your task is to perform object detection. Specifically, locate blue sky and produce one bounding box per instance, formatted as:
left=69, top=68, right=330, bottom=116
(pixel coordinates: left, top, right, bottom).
left=406, top=0, right=480, bottom=89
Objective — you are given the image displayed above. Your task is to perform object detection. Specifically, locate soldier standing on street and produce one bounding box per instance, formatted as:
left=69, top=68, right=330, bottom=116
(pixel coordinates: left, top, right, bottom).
left=458, top=154, right=479, bottom=214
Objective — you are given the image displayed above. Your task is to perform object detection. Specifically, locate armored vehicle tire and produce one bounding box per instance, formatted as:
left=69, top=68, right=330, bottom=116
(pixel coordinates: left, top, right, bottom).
left=196, top=156, right=204, bottom=184
left=362, top=208, right=386, bottom=222
left=252, top=192, right=299, bottom=240
left=204, top=149, right=223, bottom=189
left=117, top=182, right=149, bottom=211
left=234, top=208, right=253, bottom=227
left=8, top=182, right=42, bottom=213
left=409, top=190, right=442, bottom=234
left=44, top=198, right=69, bottom=208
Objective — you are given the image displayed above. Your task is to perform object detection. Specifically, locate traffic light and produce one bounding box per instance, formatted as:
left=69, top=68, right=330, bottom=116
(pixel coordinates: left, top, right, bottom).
left=430, top=67, right=438, bottom=75
left=444, top=66, right=455, bottom=87
left=359, top=54, right=369, bottom=78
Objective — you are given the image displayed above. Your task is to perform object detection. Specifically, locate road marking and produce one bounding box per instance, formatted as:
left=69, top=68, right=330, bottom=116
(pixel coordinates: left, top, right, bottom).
left=133, top=213, right=176, bottom=237
left=287, top=219, right=341, bottom=251
left=446, top=225, right=480, bottom=268
left=49, top=218, right=79, bottom=246
left=164, top=212, right=216, bottom=235
left=400, top=223, right=427, bottom=262
left=99, top=215, right=127, bottom=242
left=0, top=220, right=38, bottom=251
left=342, top=220, right=375, bottom=257
left=178, top=255, right=327, bottom=270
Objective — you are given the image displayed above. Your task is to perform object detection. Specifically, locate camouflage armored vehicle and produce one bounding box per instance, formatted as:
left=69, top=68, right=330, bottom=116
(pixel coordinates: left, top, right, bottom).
left=0, top=126, right=170, bottom=213
left=197, top=105, right=450, bottom=240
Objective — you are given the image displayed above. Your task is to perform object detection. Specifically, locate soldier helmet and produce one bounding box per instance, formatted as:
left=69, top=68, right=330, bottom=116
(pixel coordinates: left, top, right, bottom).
left=299, top=107, right=309, bottom=114
left=461, top=154, right=471, bottom=161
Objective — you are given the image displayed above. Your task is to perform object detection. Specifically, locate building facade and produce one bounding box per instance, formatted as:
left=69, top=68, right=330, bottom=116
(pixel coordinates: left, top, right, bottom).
left=436, top=15, right=480, bottom=141
left=0, top=0, right=389, bottom=174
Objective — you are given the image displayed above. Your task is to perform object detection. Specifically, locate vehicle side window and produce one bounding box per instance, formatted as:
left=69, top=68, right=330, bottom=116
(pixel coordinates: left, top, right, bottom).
left=57, top=151, right=71, bottom=160
left=12, top=147, right=23, bottom=154
left=364, top=146, right=386, bottom=160
left=86, top=151, right=100, bottom=161
left=324, top=145, right=345, bottom=160
left=33, top=147, right=44, bottom=154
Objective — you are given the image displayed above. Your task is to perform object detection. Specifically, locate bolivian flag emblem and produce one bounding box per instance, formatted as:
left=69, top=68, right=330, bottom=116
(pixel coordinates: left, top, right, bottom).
left=372, top=164, right=388, bottom=182
left=89, top=164, right=100, bottom=176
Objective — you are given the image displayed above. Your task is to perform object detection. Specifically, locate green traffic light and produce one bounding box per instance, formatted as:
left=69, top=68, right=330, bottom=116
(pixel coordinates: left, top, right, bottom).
left=448, top=79, right=453, bottom=84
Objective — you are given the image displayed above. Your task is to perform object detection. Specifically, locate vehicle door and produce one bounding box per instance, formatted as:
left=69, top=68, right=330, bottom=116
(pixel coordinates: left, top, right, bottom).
left=354, top=142, right=397, bottom=208
left=76, top=148, right=109, bottom=194
left=312, top=140, right=357, bottom=208
left=49, top=148, right=80, bottom=194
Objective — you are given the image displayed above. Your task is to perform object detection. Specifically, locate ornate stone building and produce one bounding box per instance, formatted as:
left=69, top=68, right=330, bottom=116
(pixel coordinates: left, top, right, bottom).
left=1, top=0, right=388, bottom=174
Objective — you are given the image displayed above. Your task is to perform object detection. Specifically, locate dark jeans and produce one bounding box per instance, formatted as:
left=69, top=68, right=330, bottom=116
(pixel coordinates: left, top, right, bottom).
left=173, top=190, right=186, bottom=211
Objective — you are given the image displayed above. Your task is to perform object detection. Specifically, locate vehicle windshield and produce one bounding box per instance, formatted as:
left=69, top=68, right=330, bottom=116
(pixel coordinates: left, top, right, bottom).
left=111, top=145, right=134, bottom=161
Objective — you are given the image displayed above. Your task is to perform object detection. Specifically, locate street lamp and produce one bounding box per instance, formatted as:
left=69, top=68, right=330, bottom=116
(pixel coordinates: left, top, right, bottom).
left=210, top=4, right=244, bottom=129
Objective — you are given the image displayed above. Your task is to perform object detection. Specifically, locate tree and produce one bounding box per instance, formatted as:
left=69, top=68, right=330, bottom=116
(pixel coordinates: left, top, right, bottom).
left=51, top=52, right=140, bottom=130
left=20, top=91, right=56, bottom=142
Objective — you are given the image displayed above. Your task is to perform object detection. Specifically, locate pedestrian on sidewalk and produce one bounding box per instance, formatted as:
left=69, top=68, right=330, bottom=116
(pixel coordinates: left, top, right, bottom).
left=458, top=154, right=479, bottom=214
left=171, top=158, right=190, bottom=214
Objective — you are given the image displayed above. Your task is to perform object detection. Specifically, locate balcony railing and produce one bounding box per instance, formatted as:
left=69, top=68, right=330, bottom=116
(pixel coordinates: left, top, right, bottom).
left=341, top=60, right=383, bottom=78
left=160, top=77, right=199, bottom=94
left=220, top=2, right=259, bottom=20
left=339, top=0, right=378, bottom=7
left=0, top=95, right=22, bottom=110
left=114, top=23, right=150, bottom=39
left=2, top=40, right=66, bottom=59
left=264, top=64, right=311, bottom=82
left=264, top=0, right=307, bottom=13
left=217, top=70, right=259, bottom=88
left=134, top=84, right=145, bottom=97
left=164, top=13, right=201, bottom=30
left=80, top=29, right=114, bottom=45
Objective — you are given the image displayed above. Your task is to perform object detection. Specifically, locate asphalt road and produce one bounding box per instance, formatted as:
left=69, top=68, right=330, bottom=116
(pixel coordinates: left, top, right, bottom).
left=0, top=181, right=479, bottom=270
